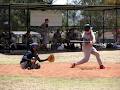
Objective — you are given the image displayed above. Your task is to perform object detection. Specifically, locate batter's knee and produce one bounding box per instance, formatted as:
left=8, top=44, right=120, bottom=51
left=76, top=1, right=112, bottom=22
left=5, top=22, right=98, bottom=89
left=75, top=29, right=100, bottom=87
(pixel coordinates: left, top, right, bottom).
left=82, top=58, right=89, bottom=63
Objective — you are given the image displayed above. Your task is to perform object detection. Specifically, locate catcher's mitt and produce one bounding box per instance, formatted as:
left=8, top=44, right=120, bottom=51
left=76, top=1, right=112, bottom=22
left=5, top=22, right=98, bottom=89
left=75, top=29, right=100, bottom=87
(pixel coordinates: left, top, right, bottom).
left=47, top=55, right=55, bottom=62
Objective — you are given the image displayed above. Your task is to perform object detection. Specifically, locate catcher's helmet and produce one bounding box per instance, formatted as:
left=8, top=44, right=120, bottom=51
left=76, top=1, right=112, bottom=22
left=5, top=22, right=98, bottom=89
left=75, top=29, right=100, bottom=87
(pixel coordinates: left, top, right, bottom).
left=30, top=43, right=38, bottom=49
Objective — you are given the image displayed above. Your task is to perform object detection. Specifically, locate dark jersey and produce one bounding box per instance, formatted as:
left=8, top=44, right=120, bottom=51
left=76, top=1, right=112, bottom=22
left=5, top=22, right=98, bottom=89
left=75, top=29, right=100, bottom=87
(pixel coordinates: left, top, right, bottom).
left=20, top=51, right=40, bottom=63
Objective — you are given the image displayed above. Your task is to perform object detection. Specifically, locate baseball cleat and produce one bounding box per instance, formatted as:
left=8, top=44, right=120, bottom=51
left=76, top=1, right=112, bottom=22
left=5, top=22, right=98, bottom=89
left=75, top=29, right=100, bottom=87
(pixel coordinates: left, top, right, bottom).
left=70, top=63, right=76, bottom=68
left=100, top=65, right=105, bottom=69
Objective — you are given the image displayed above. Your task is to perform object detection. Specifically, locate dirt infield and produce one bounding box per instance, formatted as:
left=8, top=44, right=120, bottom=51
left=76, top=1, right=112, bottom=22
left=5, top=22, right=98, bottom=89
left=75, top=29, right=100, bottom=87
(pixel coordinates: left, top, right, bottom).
left=0, top=62, right=120, bottom=78
left=0, top=50, right=120, bottom=78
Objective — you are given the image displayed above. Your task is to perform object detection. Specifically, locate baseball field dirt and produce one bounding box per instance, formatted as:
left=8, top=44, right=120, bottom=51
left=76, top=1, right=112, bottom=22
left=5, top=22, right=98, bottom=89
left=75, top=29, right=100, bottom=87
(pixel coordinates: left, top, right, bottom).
left=0, top=50, right=120, bottom=78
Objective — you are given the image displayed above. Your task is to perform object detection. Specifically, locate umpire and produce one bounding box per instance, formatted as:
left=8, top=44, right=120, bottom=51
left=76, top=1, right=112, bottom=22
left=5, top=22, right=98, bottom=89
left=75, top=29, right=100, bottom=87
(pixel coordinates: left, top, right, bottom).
left=20, top=43, right=48, bottom=70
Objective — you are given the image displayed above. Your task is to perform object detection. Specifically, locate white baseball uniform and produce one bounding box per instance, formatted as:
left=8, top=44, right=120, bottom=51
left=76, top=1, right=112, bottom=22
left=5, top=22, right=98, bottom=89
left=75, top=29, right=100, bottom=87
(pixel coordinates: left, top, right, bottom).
left=75, top=30, right=103, bottom=66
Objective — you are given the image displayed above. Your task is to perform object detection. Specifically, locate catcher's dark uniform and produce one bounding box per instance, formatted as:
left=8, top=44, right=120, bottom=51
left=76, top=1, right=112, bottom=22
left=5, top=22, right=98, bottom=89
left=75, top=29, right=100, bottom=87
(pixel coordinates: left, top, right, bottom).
left=20, top=51, right=46, bottom=69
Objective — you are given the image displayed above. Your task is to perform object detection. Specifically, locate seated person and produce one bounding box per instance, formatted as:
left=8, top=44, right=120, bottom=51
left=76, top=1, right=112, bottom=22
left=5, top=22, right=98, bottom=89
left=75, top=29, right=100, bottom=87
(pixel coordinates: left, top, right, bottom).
left=65, top=29, right=76, bottom=50
left=22, top=31, right=33, bottom=44
left=10, top=32, right=17, bottom=50
left=113, top=41, right=120, bottom=49
left=52, top=30, right=62, bottom=50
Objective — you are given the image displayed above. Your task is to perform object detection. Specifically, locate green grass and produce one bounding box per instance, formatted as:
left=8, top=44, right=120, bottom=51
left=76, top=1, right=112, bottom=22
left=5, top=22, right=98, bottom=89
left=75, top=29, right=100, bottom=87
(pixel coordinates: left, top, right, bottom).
left=0, top=76, right=120, bottom=90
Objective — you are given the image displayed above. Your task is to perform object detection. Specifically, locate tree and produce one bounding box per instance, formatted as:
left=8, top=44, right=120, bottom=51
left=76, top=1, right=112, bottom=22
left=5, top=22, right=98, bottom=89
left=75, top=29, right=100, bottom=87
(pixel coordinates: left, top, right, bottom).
left=43, top=0, right=57, bottom=4
left=104, top=0, right=120, bottom=5
left=66, top=0, right=104, bottom=27
left=70, top=0, right=81, bottom=5
left=80, top=0, right=103, bottom=5
left=66, top=0, right=107, bottom=42
left=0, top=0, right=9, bottom=3
left=62, top=0, right=82, bottom=26
left=0, top=0, right=56, bottom=33
left=104, top=0, right=120, bottom=42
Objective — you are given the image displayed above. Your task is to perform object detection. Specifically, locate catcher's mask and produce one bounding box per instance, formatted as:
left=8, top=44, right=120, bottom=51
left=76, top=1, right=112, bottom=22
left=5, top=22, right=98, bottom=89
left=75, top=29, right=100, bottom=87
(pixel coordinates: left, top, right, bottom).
left=32, top=57, right=36, bottom=60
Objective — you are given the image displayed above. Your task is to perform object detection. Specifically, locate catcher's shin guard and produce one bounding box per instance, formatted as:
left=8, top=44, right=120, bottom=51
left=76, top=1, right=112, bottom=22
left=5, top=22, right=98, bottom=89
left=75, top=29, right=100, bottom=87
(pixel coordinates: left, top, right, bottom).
left=30, top=63, right=41, bottom=69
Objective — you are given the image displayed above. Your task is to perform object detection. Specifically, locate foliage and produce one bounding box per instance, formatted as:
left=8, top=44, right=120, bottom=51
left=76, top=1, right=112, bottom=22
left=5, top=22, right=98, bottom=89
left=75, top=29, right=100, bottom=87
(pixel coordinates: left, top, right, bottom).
left=0, top=0, right=119, bottom=33
left=63, top=0, right=104, bottom=28
left=104, top=0, right=120, bottom=5
left=0, top=0, right=55, bottom=33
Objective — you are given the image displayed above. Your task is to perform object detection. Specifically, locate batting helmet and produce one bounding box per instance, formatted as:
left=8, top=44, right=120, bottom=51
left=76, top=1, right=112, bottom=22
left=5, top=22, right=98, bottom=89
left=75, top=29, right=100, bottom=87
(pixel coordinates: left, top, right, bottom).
left=84, top=24, right=92, bottom=31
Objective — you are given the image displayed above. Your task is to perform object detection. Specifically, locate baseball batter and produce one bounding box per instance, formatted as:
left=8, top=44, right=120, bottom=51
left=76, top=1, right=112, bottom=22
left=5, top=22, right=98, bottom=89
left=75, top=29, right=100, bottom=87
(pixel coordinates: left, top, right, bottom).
left=71, top=24, right=105, bottom=69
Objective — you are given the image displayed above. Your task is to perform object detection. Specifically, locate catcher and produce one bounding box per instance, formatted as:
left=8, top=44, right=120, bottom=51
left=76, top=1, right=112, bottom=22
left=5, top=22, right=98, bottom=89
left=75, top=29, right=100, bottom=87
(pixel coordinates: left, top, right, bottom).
left=20, top=43, right=54, bottom=70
